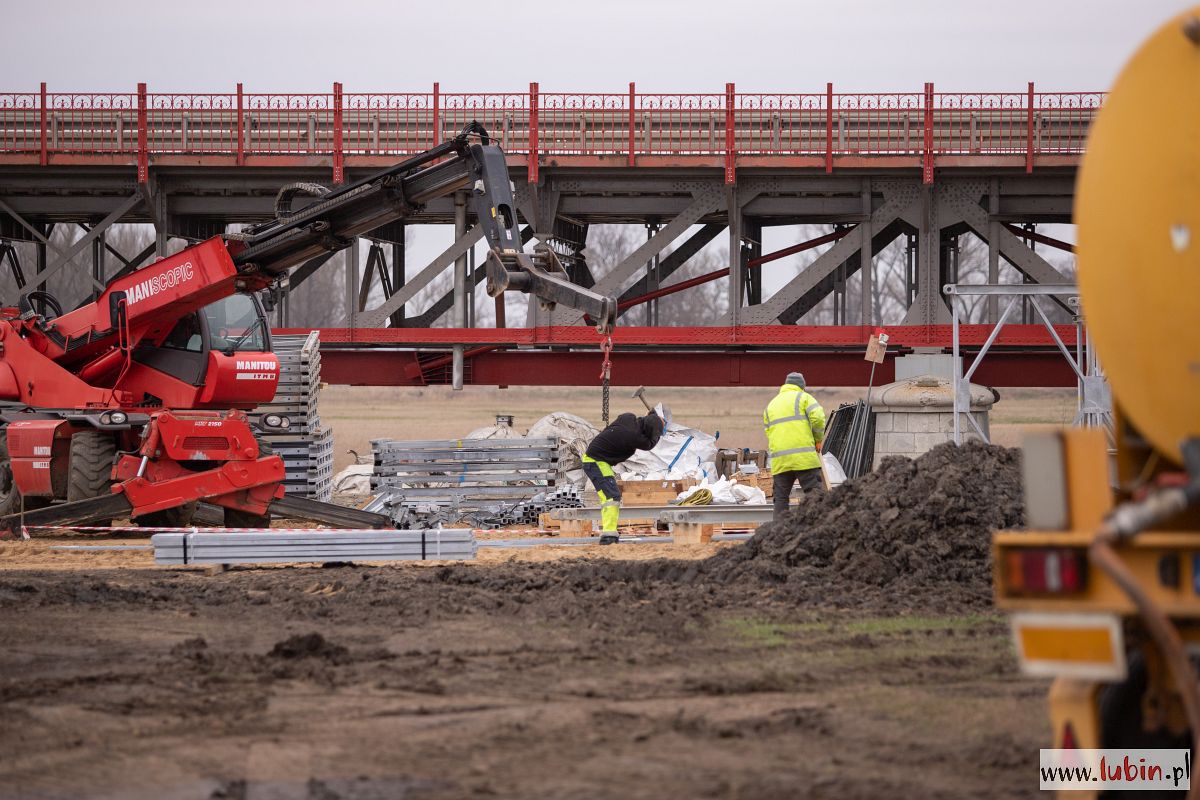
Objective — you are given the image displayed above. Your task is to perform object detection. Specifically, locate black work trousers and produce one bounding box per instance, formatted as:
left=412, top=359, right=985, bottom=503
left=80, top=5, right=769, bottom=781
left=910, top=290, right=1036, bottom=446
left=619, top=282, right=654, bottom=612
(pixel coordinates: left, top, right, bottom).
left=772, top=468, right=825, bottom=519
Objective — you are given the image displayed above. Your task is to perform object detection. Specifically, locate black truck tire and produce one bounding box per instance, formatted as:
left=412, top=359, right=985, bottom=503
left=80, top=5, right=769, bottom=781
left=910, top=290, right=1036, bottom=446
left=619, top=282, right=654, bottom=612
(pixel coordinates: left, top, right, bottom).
left=66, top=430, right=118, bottom=528
left=134, top=502, right=198, bottom=530
left=224, top=507, right=271, bottom=529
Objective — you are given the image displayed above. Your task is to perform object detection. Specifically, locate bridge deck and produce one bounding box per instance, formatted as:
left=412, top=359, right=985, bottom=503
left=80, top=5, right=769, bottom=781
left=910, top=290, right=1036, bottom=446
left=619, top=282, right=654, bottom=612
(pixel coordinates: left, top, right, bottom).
left=0, top=84, right=1100, bottom=181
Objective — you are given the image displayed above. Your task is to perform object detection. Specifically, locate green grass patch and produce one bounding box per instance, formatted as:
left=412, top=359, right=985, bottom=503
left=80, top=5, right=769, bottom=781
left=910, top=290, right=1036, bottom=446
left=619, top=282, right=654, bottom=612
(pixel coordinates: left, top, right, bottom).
left=842, top=614, right=996, bottom=635
left=719, top=617, right=814, bottom=647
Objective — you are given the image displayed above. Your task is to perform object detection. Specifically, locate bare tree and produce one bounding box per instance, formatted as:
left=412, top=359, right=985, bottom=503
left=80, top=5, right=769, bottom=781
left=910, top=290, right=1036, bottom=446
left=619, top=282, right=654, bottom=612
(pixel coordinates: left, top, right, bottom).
left=3, top=223, right=156, bottom=312
left=582, top=224, right=730, bottom=326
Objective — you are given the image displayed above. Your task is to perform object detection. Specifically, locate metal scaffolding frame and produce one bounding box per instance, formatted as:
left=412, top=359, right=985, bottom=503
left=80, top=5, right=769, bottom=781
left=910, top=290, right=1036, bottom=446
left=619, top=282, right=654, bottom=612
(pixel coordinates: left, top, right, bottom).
left=945, top=283, right=1112, bottom=445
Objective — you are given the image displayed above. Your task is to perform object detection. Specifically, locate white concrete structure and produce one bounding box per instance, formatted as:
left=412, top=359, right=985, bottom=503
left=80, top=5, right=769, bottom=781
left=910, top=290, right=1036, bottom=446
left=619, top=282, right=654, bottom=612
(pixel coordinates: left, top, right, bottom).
left=871, top=375, right=996, bottom=468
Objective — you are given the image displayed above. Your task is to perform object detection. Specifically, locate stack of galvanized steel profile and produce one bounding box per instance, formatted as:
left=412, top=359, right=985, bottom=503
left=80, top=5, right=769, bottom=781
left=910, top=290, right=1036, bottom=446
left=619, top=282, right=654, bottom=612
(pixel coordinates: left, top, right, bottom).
left=152, top=529, right=476, bottom=565
left=368, top=436, right=561, bottom=526
left=258, top=331, right=333, bottom=501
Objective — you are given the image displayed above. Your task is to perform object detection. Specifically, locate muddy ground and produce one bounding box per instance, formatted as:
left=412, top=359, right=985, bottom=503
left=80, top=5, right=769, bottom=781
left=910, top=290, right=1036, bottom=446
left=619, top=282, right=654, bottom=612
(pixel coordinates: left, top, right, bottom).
left=0, top=552, right=1047, bottom=800
left=0, top=445, right=1044, bottom=799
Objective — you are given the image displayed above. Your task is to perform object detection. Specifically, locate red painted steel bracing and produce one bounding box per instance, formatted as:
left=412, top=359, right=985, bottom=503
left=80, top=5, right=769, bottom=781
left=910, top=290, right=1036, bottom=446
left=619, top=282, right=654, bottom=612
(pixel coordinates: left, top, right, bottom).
left=280, top=324, right=1080, bottom=349
left=0, top=84, right=1104, bottom=172
left=279, top=325, right=1083, bottom=389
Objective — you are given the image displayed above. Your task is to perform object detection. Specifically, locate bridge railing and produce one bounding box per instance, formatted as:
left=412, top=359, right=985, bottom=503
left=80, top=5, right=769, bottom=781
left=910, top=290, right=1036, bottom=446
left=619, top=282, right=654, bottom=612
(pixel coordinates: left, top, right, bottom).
left=0, top=83, right=1103, bottom=181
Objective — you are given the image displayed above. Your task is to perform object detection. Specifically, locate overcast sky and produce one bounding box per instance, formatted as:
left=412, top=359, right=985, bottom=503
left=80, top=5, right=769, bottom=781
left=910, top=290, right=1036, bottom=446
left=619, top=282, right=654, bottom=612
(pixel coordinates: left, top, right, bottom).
left=5, top=0, right=1193, bottom=94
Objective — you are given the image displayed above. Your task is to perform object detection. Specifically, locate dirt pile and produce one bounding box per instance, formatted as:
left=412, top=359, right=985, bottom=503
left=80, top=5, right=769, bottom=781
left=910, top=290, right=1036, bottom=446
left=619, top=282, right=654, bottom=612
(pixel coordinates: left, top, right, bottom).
left=269, top=632, right=350, bottom=662
left=706, top=441, right=1023, bottom=606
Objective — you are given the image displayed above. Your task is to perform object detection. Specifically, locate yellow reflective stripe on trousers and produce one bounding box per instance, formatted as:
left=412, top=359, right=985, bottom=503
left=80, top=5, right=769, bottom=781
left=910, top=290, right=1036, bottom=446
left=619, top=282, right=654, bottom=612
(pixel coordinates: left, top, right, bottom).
left=597, top=491, right=620, bottom=532
left=582, top=454, right=615, bottom=477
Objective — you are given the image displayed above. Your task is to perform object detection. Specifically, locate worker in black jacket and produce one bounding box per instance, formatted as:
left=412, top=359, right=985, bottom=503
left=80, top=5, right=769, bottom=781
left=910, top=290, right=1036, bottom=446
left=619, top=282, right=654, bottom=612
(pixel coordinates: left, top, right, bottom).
left=583, top=411, right=664, bottom=545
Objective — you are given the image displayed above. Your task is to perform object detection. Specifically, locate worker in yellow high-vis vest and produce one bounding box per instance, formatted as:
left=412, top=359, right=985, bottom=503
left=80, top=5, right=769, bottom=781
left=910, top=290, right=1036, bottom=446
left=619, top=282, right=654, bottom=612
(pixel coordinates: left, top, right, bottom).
left=582, top=411, right=664, bottom=545
left=763, top=372, right=827, bottom=520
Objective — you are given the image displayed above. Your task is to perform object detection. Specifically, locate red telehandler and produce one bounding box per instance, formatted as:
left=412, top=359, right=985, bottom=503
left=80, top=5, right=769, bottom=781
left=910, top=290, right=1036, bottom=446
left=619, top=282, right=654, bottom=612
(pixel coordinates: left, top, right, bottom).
left=0, top=123, right=616, bottom=533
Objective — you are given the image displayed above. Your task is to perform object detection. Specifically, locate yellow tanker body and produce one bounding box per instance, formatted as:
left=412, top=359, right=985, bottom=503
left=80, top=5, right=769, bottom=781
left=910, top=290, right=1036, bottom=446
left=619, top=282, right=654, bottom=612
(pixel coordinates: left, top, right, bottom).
left=992, top=8, right=1200, bottom=797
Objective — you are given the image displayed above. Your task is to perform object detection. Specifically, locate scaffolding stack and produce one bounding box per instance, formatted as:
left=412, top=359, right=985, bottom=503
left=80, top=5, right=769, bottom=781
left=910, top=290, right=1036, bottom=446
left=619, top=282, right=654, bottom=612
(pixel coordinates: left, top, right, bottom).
left=258, top=331, right=334, bottom=501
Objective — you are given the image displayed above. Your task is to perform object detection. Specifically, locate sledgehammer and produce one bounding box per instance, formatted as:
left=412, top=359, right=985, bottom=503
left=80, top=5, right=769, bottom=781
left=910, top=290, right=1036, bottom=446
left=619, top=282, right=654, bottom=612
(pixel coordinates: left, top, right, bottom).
left=631, top=386, right=655, bottom=413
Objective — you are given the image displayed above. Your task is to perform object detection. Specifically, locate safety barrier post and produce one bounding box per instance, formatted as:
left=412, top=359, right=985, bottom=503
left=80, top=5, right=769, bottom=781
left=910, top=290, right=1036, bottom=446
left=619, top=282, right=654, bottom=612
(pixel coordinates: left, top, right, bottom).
left=627, top=81, right=636, bottom=167
left=825, top=82, right=833, bottom=173
left=332, top=81, right=344, bottom=184
left=724, top=82, right=735, bottom=184
left=922, top=82, right=934, bottom=185
left=39, top=82, right=47, bottom=166
left=136, top=82, right=148, bottom=183
left=432, top=81, right=440, bottom=147
left=236, top=82, right=244, bottom=166
left=1025, top=81, right=1035, bottom=174
left=528, top=81, right=539, bottom=184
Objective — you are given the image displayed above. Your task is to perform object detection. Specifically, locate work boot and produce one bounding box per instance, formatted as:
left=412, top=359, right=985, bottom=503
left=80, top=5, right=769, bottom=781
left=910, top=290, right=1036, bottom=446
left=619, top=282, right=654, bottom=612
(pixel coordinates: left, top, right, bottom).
left=598, top=532, right=620, bottom=546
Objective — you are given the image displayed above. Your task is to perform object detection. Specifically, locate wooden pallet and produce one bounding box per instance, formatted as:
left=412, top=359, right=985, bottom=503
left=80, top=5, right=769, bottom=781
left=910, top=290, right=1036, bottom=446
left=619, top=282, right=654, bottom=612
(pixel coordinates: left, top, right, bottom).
left=731, top=471, right=774, bottom=498
left=617, top=478, right=698, bottom=506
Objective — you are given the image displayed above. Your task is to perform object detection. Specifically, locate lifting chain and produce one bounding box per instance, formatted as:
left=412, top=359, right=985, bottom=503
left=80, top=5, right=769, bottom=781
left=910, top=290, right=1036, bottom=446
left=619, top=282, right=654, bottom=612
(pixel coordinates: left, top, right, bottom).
left=599, top=334, right=613, bottom=425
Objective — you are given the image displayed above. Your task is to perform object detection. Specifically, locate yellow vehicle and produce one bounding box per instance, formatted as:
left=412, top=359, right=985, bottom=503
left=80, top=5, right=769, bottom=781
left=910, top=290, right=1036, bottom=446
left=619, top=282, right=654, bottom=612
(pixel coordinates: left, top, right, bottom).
left=992, top=4, right=1200, bottom=788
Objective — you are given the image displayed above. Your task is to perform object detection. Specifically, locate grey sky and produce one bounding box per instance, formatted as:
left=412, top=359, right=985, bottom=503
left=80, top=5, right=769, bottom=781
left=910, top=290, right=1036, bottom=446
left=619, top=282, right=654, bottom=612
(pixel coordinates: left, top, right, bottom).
left=6, top=1, right=1192, bottom=93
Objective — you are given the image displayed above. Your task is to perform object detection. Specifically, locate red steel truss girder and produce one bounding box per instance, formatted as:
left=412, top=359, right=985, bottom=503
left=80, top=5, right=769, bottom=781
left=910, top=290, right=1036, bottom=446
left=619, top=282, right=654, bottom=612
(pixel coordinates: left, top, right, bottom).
left=317, top=349, right=1077, bottom=388
left=277, top=325, right=1082, bottom=387
left=1002, top=222, right=1076, bottom=253
left=616, top=228, right=860, bottom=313
left=278, top=324, right=1079, bottom=349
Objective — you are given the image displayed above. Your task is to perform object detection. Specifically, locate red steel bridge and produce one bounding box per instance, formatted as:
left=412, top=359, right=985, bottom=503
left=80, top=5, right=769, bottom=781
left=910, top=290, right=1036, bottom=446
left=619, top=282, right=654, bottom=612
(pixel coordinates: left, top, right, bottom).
left=0, top=83, right=1101, bottom=387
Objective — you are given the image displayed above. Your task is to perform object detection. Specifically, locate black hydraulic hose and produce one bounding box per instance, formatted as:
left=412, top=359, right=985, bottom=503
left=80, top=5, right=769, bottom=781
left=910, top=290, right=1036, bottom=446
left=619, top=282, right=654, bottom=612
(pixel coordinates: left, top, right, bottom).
left=234, top=123, right=490, bottom=251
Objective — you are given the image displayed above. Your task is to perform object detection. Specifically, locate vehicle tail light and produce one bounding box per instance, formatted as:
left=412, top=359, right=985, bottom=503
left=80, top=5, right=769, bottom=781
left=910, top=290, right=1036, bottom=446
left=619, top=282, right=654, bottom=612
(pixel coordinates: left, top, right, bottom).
left=1004, top=548, right=1088, bottom=594
left=1061, top=722, right=1077, bottom=749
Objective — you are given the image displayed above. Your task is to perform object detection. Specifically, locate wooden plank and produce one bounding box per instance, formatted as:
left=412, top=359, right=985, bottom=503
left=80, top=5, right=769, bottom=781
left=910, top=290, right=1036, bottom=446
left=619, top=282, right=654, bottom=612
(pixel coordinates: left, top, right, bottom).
left=671, top=522, right=715, bottom=545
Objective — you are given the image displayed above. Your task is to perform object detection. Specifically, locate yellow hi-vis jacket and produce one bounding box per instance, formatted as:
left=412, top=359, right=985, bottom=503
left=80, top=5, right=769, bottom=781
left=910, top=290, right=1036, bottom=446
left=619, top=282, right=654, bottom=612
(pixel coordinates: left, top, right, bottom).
left=763, top=384, right=826, bottom=473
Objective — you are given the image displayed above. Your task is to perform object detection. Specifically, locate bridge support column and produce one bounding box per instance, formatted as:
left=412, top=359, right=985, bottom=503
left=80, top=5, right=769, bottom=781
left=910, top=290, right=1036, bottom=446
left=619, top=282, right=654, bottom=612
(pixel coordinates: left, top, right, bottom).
left=901, top=184, right=948, bottom=325
left=727, top=185, right=742, bottom=324
left=860, top=178, right=874, bottom=325
left=988, top=178, right=1000, bottom=322
left=391, top=229, right=406, bottom=328
left=345, top=237, right=360, bottom=330
left=644, top=222, right=660, bottom=325
left=743, top=217, right=762, bottom=307
left=452, top=191, right=468, bottom=390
